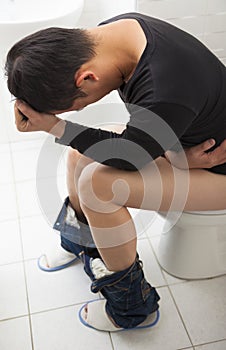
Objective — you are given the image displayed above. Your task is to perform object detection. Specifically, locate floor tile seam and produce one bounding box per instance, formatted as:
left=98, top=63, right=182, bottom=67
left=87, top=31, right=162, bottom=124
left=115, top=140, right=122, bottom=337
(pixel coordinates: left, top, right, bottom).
left=109, top=332, right=117, bottom=350
left=0, top=211, right=58, bottom=223
left=166, top=285, right=194, bottom=348
left=0, top=213, right=40, bottom=224
left=7, top=159, right=36, bottom=350
left=0, top=259, right=26, bottom=268
left=14, top=173, right=66, bottom=184
left=0, top=180, right=15, bottom=186
left=21, top=254, right=35, bottom=349
left=5, top=136, right=46, bottom=145
left=28, top=300, right=100, bottom=318
left=193, top=338, right=226, bottom=348
left=0, top=313, right=29, bottom=323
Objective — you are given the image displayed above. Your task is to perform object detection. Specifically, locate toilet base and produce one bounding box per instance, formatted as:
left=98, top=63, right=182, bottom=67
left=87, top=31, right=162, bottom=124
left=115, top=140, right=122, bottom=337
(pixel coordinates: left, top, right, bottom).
left=157, top=212, right=226, bottom=279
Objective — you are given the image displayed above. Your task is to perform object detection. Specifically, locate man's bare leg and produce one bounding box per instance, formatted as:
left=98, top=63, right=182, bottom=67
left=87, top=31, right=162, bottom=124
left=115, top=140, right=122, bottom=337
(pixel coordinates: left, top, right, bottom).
left=77, top=158, right=226, bottom=271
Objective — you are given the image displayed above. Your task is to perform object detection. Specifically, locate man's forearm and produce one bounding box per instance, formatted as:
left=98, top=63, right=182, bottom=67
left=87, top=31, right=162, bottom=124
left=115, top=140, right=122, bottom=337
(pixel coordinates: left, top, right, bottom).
left=48, top=119, right=67, bottom=139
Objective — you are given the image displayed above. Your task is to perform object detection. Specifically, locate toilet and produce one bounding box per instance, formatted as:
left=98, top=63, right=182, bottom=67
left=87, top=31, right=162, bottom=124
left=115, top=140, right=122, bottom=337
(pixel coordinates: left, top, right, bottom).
left=157, top=210, right=226, bottom=279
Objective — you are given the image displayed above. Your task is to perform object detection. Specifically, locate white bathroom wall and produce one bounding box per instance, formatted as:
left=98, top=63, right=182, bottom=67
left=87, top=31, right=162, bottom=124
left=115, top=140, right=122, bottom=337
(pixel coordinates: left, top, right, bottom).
left=78, top=0, right=226, bottom=66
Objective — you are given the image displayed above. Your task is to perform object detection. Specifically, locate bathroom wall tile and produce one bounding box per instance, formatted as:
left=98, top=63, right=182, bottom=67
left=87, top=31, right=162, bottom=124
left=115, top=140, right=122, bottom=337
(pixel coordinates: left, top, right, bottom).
left=84, top=0, right=100, bottom=13
left=205, top=13, right=226, bottom=33
left=137, top=238, right=166, bottom=287
left=0, top=183, right=17, bottom=222
left=0, top=316, right=32, bottom=350
left=195, top=340, right=226, bottom=350
left=170, top=276, right=226, bottom=345
left=202, top=32, right=226, bottom=55
left=220, top=57, right=226, bottom=66
left=168, top=16, right=206, bottom=36
left=138, top=0, right=207, bottom=20
left=111, top=287, right=192, bottom=350
left=31, top=304, right=113, bottom=350
left=0, top=220, right=23, bottom=265
left=65, top=97, right=129, bottom=127
left=212, top=49, right=226, bottom=59
left=25, top=259, right=94, bottom=313
left=0, top=262, right=28, bottom=320
left=81, top=0, right=138, bottom=26
left=207, top=0, right=226, bottom=15
left=77, top=11, right=100, bottom=27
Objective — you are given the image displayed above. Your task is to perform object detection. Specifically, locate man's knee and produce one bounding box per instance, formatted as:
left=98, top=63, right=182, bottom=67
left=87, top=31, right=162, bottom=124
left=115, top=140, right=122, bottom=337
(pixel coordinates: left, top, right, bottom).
left=67, top=148, right=95, bottom=180
left=78, top=163, right=111, bottom=208
left=78, top=163, right=129, bottom=213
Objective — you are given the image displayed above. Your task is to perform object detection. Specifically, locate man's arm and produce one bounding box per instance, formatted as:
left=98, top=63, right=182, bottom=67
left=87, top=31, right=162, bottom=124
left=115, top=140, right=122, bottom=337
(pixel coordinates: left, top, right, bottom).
left=165, top=139, right=226, bottom=169
left=15, top=100, right=226, bottom=170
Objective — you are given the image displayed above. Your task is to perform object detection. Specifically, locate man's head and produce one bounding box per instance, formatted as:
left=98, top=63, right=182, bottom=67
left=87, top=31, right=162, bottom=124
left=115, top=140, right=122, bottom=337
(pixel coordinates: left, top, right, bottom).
left=5, top=27, right=96, bottom=113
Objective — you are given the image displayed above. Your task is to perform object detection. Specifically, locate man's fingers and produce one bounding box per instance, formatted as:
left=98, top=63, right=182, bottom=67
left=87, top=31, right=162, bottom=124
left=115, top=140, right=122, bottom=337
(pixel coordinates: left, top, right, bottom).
left=208, top=142, right=226, bottom=166
left=193, top=139, right=216, bottom=153
left=14, top=104, right=29, bottom=132
left=218, top=139, right=226, bottom=151
left=15, top=100, right=35, bottom=119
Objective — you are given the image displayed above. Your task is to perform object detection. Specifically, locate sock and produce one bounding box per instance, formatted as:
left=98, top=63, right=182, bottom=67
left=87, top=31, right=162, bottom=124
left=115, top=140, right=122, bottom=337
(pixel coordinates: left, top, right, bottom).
left=91, top=258, right=115, bottom=279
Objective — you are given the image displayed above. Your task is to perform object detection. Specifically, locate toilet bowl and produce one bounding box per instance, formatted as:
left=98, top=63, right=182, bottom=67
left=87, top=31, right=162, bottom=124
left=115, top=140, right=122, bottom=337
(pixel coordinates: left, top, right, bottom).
left=157, top=210, right=226, bottom=279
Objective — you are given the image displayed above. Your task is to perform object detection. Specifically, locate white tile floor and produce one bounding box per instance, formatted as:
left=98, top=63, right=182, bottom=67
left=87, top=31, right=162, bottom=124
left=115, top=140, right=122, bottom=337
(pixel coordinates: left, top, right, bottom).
left=0, top=99, right=226, bottom=350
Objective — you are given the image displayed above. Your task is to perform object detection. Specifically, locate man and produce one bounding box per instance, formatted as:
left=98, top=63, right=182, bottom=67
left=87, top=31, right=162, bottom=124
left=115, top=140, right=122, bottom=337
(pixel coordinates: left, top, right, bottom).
left=6, top=13, right=226, bottom=331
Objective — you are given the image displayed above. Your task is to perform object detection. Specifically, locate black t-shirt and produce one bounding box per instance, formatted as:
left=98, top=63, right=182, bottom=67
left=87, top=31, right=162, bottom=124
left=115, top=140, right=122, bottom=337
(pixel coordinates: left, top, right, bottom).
left=57, top=12, right=226, bottom=174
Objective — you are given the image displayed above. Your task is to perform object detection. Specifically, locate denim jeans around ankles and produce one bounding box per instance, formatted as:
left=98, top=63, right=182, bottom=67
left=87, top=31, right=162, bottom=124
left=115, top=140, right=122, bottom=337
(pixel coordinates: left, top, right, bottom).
left=53, top=197, right=100, bottom=259
left=54, top=198, right=160, bottom=329
left=89, top=257, right=160, bottom=329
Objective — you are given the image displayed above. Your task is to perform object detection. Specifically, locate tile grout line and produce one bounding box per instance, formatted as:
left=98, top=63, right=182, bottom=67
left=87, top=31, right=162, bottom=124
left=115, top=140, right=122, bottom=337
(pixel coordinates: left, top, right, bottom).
left=9, top=141, right=35, bottom=350
left=167, top=284, right=194, bottom=348
left=145, top=235, right=195, bottom=346
left=109, top=333, right=116, bottom=350
left=193, top=339, right=226, bottom=348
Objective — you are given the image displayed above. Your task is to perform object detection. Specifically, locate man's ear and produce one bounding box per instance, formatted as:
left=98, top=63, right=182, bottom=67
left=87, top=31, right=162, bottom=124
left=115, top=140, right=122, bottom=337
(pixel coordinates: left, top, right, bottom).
left=75, top=70, right=99, bottom=87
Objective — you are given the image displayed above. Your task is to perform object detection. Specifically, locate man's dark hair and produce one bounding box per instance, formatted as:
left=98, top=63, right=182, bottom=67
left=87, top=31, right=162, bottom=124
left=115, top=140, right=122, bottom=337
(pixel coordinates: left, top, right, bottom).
left=5, top=27, right=96, bottom=112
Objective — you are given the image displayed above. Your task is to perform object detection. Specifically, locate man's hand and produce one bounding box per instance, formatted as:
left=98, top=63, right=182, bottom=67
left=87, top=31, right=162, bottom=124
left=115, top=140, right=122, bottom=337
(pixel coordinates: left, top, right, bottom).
left=14, top=100, right=66, bottom=138
left=165, top=139, right=226, bottom=169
